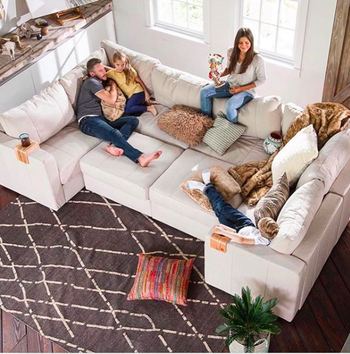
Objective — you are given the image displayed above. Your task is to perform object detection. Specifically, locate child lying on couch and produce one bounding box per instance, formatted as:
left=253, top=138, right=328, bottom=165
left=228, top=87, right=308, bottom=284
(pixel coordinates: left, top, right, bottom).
left=186, top=169, right=279, bottom=245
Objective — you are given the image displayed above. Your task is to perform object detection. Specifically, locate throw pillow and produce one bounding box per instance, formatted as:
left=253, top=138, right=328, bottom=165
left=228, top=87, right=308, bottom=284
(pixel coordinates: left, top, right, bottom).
left=127, top=254, right=194, bottom=306
left=254, top=172, right=290, bottom=225
left=59, top=67, right=84, bottom=111
left=181, top=166, right=241, bottom=212
left=101, top=86, right=126, bottom=121
left=202, top=113, right=247, bottom=156
left=157, top=105, right=213, bottom=147
left=272, top=124, right=318, bottom=186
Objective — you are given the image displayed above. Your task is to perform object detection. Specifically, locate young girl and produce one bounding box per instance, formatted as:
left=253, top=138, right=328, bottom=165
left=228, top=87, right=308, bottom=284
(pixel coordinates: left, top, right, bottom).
left=200, top=28, right=266, bottom=123
left=107, top=50, right=157, bottom=117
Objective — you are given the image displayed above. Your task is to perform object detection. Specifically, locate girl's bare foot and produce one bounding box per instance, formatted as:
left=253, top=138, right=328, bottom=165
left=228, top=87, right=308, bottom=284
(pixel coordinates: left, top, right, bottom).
left=147, top=105, right=157, bottom=116
left=146, top=99, right=159, bottom=106
left=138, top=151, right=162, bottom=167
left=105, top=144, right=124, bottom=156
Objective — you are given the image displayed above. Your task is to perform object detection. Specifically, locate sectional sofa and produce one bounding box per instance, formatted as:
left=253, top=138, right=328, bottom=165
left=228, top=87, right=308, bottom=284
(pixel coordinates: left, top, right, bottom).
left=0, top=40, right=350, bottom=322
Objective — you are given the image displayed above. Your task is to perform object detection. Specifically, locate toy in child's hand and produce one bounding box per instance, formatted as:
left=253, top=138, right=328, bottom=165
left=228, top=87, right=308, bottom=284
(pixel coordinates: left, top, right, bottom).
left=208, top=53, right=225, bottom=88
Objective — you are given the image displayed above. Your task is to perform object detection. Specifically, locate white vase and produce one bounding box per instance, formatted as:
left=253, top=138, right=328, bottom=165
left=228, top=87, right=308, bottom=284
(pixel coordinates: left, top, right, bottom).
left=263, top=131, right=283, bottom=155
left=229, top=334, right=270, bottom=353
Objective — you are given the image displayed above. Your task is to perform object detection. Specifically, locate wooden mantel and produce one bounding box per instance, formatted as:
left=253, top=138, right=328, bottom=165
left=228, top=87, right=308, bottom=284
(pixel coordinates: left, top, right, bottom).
left=0, top=0, right=112, bottom=85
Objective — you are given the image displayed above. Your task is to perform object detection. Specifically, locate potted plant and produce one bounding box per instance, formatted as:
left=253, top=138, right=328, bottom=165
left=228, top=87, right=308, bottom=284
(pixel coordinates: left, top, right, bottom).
left=216, top=287, right=281, bottom=353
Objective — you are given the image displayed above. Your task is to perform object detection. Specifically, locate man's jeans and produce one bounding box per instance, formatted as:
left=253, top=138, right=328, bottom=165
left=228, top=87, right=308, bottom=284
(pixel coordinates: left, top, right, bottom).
left=200, top=82, right=254, bottom=123
left=205, top=184, right=255, bottom=231
left=79, top=115, right=142, bottom=163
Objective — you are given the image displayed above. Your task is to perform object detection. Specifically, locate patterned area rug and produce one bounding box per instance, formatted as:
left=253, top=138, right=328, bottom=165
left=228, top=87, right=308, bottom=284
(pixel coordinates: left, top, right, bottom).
left=0, top=190, right=231, bottom=353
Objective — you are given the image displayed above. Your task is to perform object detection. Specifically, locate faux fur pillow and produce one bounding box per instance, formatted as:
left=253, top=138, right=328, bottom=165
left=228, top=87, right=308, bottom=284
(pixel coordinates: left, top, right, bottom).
left=254, top=172, right=289, bottom=225
left=157, top=105, right=213, bottom=147
left=181, top=166, right=241, bottom=211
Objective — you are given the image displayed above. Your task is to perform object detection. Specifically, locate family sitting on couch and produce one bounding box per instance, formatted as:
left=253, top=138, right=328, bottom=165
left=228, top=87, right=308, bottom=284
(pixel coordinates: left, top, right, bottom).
left=77, top=27, right=265, bottom=168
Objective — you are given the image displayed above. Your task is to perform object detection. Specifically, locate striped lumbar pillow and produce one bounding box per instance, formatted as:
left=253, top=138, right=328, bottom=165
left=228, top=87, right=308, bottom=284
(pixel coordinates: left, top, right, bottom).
left=127, top=254, right=194, bottom=306
left=203, top=114, right=247, bottom=155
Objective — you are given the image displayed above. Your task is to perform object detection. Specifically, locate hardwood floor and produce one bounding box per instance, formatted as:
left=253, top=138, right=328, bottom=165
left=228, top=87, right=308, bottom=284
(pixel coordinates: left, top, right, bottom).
left=0, top=185, right=349, bottom=353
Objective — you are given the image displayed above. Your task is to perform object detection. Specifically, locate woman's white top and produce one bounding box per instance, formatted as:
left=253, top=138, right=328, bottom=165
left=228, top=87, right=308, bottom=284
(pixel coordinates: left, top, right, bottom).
left=238, top=226, right=270, bottom=245
left=226, top=47, right=266, bottom=95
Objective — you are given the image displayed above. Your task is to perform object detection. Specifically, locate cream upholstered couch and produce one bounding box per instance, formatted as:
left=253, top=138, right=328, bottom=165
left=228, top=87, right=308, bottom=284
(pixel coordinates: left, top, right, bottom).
left=0, top=40, right=350, bottom=322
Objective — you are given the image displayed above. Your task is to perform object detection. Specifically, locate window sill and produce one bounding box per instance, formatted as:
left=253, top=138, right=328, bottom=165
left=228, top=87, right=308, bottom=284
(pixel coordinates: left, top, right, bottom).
left=146, top=26, right=207, bottom=45
left=263, top=56, right=301, bottom=78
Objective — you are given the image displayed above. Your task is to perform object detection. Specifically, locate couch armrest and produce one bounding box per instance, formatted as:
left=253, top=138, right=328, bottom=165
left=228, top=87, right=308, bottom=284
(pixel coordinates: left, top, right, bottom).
left=0, top=138, right=66, bottom=210
left=205, top=237, right=306, bottom=322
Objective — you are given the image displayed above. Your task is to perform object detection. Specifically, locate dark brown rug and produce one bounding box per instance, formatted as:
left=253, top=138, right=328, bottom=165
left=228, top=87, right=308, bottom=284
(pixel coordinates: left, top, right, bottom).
left=0, top=190, right=231, bottom=353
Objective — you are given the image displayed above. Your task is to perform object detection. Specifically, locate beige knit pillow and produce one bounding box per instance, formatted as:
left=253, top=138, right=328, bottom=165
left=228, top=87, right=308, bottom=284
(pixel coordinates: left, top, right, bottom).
left=158, top=105, right=213, bottom=147
left=181, top=166, right=241, bottom=212
left=101, top=86, right=126, bottom=121
left=254, top=172, right=289, bottom=225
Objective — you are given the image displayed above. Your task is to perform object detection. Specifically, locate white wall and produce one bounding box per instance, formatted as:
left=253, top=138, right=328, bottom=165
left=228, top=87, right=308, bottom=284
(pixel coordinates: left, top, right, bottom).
left=113, top=0, right=337, bottom=108
left=0, top=0, right=31, bottom=36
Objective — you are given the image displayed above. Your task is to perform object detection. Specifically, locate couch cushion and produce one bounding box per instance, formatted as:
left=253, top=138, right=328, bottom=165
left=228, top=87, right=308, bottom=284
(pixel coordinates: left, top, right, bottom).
left=77, top=48, right=109, bottom=70
left=59, top=67, right=84, bottom=111
left=136, top=105, right=189, bottom=149
left=212, top=96, right=282, bottom=139
left=151, top=64, right=208, bottom=109
left=297, top=127, right=350, bottom=192
left=193, top=135, right=269, bottom=165
left=269, top=178, right=324, bottom=255
left=0, top=82, right=75, bottom=144
left=80, top=133, right=184, bottom=201
left=100, top=40, right=160, bottom=95
left=272, top=124, right=318, bottom=186
left=40, top=123, right=101, bottom=184
left=150, top=149, right=242, bottom=230
left=282, top=103, right=303, bottom=137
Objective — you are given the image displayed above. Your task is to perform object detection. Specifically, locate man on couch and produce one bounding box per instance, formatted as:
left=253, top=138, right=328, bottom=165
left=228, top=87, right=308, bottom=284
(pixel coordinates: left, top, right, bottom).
left=77, top=58, right=162, bottom=167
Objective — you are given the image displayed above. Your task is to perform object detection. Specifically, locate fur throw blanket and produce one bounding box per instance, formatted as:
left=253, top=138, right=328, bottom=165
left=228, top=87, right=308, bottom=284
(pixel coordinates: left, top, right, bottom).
left=229, top=102, right=350, bottom=206
left=101, top=86, right=126, bottom=122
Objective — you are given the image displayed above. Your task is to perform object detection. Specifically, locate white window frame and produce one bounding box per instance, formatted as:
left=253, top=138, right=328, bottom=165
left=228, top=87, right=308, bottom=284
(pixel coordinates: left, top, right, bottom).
left=237, top=0, right=309, bottom=69
left=144, top=0, right=210, bottom=43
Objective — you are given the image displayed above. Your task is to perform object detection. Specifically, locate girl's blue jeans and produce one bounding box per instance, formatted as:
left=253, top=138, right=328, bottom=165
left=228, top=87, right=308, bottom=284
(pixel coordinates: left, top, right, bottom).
left=80, top=115, right=142, bottom=163
left=200, top=82, right=254, bottom=123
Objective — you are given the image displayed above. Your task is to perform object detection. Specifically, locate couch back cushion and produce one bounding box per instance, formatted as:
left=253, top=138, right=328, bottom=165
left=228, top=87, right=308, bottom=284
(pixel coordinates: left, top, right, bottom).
left=151, top=64, right=208, bottom=109
left=0, top=82, right=75, bottom=144
left=100, top=40, right=160, bottom=95
left=212, top=95, right=282, bottom=139
left=281, top=102, right=303, bottom=137
left=297, top=127, right=350, bottom=192
left=269, top=178, right=324, bottom=254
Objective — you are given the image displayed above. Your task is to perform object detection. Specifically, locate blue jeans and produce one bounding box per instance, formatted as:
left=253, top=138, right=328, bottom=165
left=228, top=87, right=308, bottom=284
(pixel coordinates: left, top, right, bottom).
left=125, top=91, right=147, bottom=116
left=79, top=115, right=142, bottom=163
left=200, top=82, right=254, bottom=123
left=204, top=184, right=255, bottom=231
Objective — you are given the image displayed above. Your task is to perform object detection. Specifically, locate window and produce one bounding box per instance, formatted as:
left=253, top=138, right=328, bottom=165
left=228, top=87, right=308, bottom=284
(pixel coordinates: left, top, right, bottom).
left=241, top=0, right=307, bottom=66
left=153, top=0, right=204, bottom=39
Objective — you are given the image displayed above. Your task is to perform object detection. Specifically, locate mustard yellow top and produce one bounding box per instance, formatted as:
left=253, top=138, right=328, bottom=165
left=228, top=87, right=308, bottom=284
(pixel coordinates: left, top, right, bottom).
left=107, top=66, right=143, bottom=98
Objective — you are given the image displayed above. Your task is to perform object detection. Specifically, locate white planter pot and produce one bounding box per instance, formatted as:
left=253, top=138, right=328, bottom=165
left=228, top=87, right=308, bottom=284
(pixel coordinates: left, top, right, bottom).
left=229, top=333, right=270, bottom=353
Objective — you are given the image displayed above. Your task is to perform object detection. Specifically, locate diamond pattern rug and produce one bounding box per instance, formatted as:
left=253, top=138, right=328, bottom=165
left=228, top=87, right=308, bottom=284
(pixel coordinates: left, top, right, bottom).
left=0, top=190, right=231, bottom=353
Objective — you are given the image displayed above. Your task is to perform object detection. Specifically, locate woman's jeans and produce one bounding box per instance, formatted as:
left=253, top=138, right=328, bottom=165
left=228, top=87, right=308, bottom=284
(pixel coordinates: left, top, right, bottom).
left=125, top=91, right=147, bottom=116
left=200, top=82, right=254, bottom=123
left=79, top=115, right=142, bottom=163
left=204, top=184, right=255, bottom=231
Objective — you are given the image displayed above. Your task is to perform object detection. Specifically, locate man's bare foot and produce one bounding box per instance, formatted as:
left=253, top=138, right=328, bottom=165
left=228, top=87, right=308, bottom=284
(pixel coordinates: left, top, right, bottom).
left=105, top=144, right=124, bottom=156
left=138, top=151, right=162, bottom=167
left=147, top=105, right=157, bottom=116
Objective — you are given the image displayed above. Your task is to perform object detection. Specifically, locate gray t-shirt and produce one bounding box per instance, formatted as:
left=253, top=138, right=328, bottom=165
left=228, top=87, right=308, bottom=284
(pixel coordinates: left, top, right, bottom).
left=226, top=47, right=266, bottom=95
left=76, top=77, right=104, bottom=120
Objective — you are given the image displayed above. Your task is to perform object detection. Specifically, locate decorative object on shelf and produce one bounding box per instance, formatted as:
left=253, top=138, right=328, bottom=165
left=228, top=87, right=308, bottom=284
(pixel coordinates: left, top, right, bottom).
left=216, top=286, right=281, bottom=353
left=35, top=18, right=50, bottom=36
left=0, top=35, right=31, bottom=60
left=263, top=131, right=283, bottom=155
left=25, top=0, right=98, bottom=25
left=1, top=41, right=16, bottom=60
left=16, top=23, right=34, bottom=39
left=36, top=33, right=42, bottom=40
left=0, top=0, right=5, bottom=20
left=208, top=53, right=225, bottom=88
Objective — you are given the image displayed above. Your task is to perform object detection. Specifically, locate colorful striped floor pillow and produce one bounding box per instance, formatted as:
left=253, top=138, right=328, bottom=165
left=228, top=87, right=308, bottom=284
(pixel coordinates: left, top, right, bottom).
left=127, top=254, right=194, bottom=306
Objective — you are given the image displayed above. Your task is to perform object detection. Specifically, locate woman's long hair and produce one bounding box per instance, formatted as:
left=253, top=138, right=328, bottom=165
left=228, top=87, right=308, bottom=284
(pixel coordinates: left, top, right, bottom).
left=228, top=28, right=256, bottom=74
left=112, top=50, right=135, bottom=85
